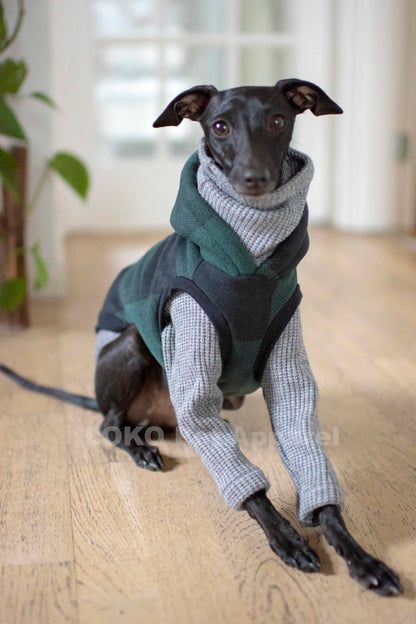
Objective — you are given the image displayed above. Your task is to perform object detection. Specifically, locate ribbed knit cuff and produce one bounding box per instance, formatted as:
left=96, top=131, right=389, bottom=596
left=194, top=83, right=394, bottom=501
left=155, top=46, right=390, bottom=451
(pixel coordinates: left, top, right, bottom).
left=220, top=467, right=270, bottom=511
left=297, top=484, right=345, bottom=527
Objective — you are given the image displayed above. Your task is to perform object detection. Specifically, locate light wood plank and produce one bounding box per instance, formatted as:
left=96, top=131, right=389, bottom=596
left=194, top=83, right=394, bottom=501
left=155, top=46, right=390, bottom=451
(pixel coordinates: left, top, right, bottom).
left=0, top=333, right=73, bottom=565
left=70, top=461, right=253, bottom=624
left=0, top=563, right=78, bottom=624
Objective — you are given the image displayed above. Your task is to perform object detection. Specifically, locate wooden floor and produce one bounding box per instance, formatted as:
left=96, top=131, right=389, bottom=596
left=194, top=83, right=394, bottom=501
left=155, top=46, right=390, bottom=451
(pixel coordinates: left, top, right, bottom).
left=1, top=228, right=416, bottom=624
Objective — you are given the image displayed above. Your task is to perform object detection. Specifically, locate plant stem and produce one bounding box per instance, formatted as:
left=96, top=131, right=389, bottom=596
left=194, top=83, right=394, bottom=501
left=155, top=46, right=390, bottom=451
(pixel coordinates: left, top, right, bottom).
left=26, top=161, right=49, bottom=215
left=0, top=0, right=25, bottom=53
left=1, top=144, right=29, bottom=326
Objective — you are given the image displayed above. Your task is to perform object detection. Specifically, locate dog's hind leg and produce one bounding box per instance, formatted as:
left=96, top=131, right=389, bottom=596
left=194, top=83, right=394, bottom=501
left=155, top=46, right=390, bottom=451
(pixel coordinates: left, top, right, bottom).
left=99, top=405, right=163, bottom=471
left=95, top=324, right=175, bottom=471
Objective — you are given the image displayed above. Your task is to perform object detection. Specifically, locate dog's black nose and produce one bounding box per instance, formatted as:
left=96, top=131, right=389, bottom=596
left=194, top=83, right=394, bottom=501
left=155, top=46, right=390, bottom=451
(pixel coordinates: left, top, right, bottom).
left=243, top=168, right=271, bottom=192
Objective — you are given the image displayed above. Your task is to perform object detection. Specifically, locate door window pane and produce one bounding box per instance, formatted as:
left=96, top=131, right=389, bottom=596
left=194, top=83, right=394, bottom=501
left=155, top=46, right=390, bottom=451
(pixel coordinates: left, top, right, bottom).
left=164, top=0, right=225, bottom=34
left=95, top=45, right=159, bottom=157
left=92, top=0, right=225, bottom=37
left=239, top=0, right=291, bottom=33
left=92, top=0, right=158, bottom=37
left=240, top=47, right=291, bottom=86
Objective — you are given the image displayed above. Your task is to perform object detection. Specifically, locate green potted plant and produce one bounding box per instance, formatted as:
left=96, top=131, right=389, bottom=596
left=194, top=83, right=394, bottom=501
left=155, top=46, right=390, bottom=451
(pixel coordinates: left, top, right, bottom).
left=0, top=0, right=90, bottom=327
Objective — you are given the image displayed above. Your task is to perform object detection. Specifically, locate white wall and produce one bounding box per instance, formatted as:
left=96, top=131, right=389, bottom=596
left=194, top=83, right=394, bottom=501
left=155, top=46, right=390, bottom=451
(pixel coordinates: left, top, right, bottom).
left=395, top=0, right=416, bottom=230
left=332, top=0, right=415, bottom=232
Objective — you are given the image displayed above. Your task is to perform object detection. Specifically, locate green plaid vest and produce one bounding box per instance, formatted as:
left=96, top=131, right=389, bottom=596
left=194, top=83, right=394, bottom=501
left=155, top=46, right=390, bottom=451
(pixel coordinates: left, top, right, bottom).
left=96, top=152, right=309, bottom=396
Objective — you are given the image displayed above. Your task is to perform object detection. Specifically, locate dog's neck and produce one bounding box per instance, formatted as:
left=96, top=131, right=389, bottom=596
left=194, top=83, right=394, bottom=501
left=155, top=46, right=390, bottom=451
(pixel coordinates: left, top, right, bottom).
left=197, top=139, right=314, bottom=266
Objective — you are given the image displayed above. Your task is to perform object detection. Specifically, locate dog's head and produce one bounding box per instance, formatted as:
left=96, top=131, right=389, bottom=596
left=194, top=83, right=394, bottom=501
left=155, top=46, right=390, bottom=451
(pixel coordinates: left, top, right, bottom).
left=153, top=80, right=342, bottom=197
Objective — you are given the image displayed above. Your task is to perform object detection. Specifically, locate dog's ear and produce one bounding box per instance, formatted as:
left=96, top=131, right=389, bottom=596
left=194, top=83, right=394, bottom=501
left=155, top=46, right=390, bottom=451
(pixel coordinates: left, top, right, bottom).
left=153, top=85, right=218, bottom=127
left=276, top=79, right=343, bottom=116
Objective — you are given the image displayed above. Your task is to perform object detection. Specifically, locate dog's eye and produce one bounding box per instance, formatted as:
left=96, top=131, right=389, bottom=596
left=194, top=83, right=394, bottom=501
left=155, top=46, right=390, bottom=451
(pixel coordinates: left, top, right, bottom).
left=269, top=114, right=286, bottom=131
left=213, top=120, right=231, bottom=136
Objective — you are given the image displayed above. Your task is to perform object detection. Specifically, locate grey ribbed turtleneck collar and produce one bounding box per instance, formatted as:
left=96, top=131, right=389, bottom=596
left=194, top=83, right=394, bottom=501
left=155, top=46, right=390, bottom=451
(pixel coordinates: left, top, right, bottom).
left=197, top=138, right=314, bottom=265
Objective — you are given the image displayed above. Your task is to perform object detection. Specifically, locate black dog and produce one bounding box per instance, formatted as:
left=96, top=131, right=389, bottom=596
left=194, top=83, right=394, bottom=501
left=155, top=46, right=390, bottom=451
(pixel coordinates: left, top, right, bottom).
left=1, top=79, right=403, bottom=596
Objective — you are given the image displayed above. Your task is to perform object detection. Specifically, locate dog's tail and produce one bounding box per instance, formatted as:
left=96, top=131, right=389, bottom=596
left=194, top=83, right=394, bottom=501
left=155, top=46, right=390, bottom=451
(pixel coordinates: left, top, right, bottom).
left=0, top=364, right=100, bottom=412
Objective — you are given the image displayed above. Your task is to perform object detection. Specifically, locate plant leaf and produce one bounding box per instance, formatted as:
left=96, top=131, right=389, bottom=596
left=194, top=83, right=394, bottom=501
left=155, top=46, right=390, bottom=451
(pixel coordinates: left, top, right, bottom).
left=48, top=152, right=89, bottom=199
left=30, top=242, right=49, bottom=290
left=0, top=4, right=7, bottom=48
left=0, top=277, right=26, bottom=312
left=0, top=58, right=27, bottom=94
left=0, top=96, right=27, bottom=140
left=30, top=91, right=58, bottom=109
left=0, top=145, right=19, bottom=195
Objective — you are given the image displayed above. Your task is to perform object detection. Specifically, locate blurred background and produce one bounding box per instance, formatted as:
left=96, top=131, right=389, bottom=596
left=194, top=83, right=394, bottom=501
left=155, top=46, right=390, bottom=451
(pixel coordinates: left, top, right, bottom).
left=4, top=0, right=416, bottom=297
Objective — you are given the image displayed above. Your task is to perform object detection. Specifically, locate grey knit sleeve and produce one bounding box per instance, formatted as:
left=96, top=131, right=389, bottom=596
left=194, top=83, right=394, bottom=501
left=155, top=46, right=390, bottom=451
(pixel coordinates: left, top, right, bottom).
left=261, top=308, right=344, bottom=527
left=161, top=291, right=270, bottom=510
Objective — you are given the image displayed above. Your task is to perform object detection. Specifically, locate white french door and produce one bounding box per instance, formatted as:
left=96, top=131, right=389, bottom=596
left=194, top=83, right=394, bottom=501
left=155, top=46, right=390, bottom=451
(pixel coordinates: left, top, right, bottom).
left=49, top=0, right=334, bottom=237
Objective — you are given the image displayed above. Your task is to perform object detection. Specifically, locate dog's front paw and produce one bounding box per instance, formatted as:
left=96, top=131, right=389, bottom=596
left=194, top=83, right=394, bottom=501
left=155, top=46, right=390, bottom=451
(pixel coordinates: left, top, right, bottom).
left=346, top=552, right=403, bottom=596
left=129, top=443, right=163, bottom=471
left=268, top=523, right=321, bottom=573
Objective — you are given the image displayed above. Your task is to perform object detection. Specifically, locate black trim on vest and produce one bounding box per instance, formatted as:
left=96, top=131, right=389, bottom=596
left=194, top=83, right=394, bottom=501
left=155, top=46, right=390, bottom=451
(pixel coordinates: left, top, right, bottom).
left=265, top=206, right=309, bottom=276
left=253, top=284, right=303, bottom=383
left=158, top=277, right=233, bottom=367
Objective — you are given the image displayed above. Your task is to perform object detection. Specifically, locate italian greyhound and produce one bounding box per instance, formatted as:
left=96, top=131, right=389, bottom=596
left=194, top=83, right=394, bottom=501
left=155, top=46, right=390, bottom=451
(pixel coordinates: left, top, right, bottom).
left=0, top=79, right=403, bottom=596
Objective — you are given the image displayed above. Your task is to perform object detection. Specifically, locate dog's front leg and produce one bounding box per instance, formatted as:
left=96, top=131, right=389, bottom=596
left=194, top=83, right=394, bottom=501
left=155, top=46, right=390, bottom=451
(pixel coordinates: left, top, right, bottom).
left=316, top=505, right=403, bottom=595
left=262, top=311, right=403, bottom=594
left=243, top=490, right=320, bottom=572
left=261, top=310, right=345, bottom=525
left=162, top=293, right=322, bottom=573
left=162, top=293, right=271, bottom=501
